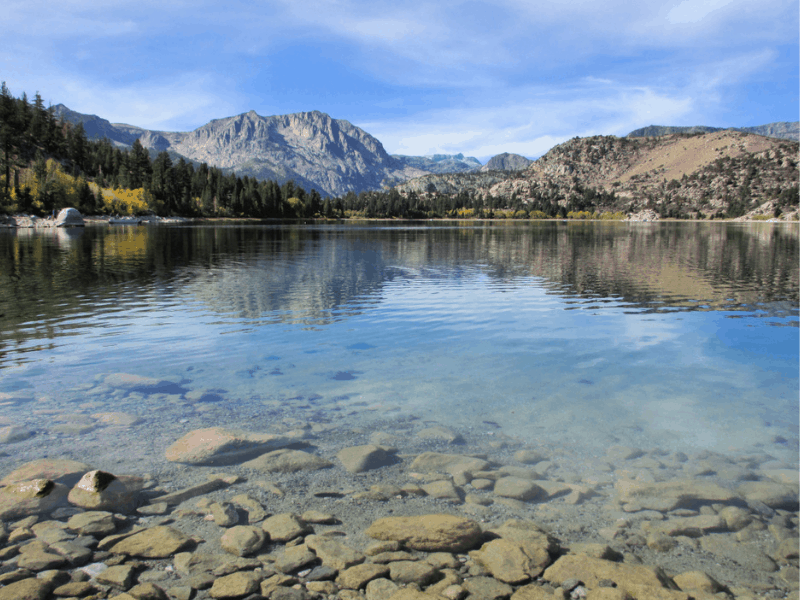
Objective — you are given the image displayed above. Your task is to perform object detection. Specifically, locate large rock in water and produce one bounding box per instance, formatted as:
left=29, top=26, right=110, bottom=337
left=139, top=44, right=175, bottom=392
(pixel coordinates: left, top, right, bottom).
left=0, top=479, right=70, bottom=520
left=103, top=373, right=178, bottom=393
left=543, top=554, right=677, bottom=592
left=365, top=514, right=483, bottom=552
left=336, top=444, right=396, bottom=473
left=55, top=207, right=84, bottom=227
left=165, top=427, right=295, bottom=465
left=408, top=452, right=490, bottom=476
left=615, top=478, right=740, bottom=511
left=241, top=449, right=333, bottom=473
left=67, top=470, right=138, bottom=513
left=0, top=459, right=91, bottom=487
left=109, top=525, right=192, bottom=557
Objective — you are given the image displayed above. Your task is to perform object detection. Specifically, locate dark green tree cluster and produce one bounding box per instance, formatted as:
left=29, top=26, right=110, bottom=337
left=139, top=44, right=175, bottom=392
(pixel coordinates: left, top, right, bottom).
left=337, top=178, right=618, bottom=219
left=0, top=84, right=67, bottom=200
left=0, top=85, right=327, bottom=218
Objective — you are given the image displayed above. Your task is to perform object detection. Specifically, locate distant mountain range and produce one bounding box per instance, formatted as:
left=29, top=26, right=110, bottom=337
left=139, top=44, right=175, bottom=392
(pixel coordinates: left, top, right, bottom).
left=628, top=122, right=799, bottom=141
left=52, top=104, right=797, bottom=198
left=396, top=128, right=799, bottom=220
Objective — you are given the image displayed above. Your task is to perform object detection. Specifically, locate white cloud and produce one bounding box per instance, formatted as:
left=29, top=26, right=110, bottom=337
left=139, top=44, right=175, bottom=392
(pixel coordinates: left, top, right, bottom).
left=50, top=73, right=239, bottom=131
left=363, top=82, right=695, bottom=157
left=667, top=0, right=737, bottom=24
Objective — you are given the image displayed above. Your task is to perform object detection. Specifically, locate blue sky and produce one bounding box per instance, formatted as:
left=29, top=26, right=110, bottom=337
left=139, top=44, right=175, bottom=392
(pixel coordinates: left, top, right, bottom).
left=3, top=0, right=798, bottom=161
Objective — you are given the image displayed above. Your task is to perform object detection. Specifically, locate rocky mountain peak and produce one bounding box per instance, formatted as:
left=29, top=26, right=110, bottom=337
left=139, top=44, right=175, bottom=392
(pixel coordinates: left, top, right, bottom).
left=480, top=153, right=533, bottom=172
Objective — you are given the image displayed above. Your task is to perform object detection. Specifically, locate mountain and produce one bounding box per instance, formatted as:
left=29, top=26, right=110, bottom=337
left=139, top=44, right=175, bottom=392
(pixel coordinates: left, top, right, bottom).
left=52, top=106, right=439, bottom=197
left=392, top=153, right=482, bottom=174
left=479, top=153, right=533, bottom=172
left=741, top=122, right=799, bottom=140
left=396, top=130, right=799, bottom=219
left=52, top=104, right=140, bottom=147
left=628, top=121, right=799, bottom=141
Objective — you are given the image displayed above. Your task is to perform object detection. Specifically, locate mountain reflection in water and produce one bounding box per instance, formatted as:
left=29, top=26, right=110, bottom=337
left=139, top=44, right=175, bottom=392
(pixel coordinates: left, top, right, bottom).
left=1, top=222, right=797, bottom=354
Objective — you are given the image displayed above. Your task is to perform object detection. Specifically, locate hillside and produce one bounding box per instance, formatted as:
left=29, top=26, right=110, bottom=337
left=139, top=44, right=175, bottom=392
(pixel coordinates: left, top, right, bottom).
left=395, top=130, right=799, bottom=220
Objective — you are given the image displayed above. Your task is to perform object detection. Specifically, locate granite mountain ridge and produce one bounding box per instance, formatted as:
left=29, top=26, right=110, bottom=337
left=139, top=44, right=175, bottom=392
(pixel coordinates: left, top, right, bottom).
left=52, top=105, right=485, bottom=197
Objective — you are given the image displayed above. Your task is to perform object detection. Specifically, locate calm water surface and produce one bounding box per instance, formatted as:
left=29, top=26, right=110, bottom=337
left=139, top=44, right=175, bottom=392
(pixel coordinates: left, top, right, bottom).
left=0, top=221, right=797, bottom=470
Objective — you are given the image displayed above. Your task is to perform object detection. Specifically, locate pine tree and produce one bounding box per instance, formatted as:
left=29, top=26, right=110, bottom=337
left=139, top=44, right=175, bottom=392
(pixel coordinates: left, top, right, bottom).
left=0, top=82, right=21, bottom=199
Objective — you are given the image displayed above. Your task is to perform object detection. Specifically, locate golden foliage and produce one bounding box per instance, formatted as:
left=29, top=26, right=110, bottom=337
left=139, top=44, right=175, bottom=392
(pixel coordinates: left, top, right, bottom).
left=286, top=197, right=305, bottom=218
left=566, top=210, right=626, bottom=220
left=103, top=188, right=154, bottom=216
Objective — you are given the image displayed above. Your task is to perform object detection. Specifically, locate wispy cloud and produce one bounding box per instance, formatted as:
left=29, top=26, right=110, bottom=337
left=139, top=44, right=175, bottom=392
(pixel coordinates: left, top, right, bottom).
left=667, top=0, right=738, bottom=24
left=363, top=82, right=695, bottom=158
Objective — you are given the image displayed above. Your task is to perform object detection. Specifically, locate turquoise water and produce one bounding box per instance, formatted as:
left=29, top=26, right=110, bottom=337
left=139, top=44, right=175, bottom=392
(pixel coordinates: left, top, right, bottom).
left=0, top=221, right=797, bottom=465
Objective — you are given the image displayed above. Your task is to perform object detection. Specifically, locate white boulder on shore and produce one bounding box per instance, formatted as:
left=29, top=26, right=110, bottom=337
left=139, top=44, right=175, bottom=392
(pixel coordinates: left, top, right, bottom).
left=55, top=207, right=84, bottom=227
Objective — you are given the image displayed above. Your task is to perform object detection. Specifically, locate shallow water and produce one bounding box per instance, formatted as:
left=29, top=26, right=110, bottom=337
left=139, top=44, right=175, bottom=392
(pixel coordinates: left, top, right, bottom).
left=0, top=221, right=797, bottom=473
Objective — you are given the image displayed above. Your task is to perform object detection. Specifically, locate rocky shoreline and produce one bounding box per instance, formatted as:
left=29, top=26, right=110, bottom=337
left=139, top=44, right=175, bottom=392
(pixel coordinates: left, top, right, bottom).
left=0, top=211, right=192, bottom=228
left=0, top=377, right=798, bottom=600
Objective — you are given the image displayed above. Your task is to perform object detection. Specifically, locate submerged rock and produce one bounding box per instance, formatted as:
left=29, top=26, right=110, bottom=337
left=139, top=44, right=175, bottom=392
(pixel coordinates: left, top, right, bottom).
left=91, top=412, right=142, bottom=427
left=543, top=554, right=676, bottom=592
left=471, top=538, right=545, bottom=583
left=615, top=479, right=740, bottom=511
left=337, top=444, right=397, bottom=473
left=262, top=513, right=311, bottom=542
left=0, top=425, right=34, bottom=444
left=220, top=525, right=266, bottom=556
left=0, top=577, right=53, bottom=600
left=409, top=452, right=490, bottom=476
left=0, top=479, right=70, bottom=520
left=0, top=458, right=88, bottom=486
left=164, top=426, right=295, bottom=465
left=67, top=470, right=138, bottom=513
left=416, top=426, right=464, bottom=444
left=305, top=535, right=365, bottom=571
left=494, top=477, right=547, bottom=502
left=241, top=448, right=333, bottom=473
left=102, top=373, right=181, bottom=394
left=66, top=511, right=118, bottom=536
left=366, top=514, right=482, bottom=552
left=737, top=481, right=799, bottom=510
left=109, top=525, right=192, bottom=558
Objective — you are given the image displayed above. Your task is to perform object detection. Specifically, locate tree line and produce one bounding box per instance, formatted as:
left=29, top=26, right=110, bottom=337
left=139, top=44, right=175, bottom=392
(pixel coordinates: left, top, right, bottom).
left=0, top=84, right=341, bottom=218
left=0, top=84, right=627, bottom=220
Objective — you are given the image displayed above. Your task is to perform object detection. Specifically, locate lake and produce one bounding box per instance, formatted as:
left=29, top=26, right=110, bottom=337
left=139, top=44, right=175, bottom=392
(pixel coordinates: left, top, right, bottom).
left=0, top=221, right=798, bottom=477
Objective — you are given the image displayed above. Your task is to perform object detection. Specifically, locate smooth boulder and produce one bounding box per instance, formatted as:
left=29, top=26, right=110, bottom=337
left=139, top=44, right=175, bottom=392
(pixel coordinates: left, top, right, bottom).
left=67, top=470, right=137, bottom=513
left=241, top=449, right=333, bottom=473
left=337, top=445, right=396, bottom=473
left=0, top=479, right=70, bottom=520
left=366, top=514, right=482, bottom=552
left=165, top=427, right=295, bottom=465
left=55, top=207, right=84, bottom=227
left=0, top=458, right=90, bottom=486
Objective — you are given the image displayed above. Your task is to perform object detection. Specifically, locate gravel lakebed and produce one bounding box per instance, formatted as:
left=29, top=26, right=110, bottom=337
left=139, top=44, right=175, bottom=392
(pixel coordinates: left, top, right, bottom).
left=0, top=373, right=798, bottom=600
